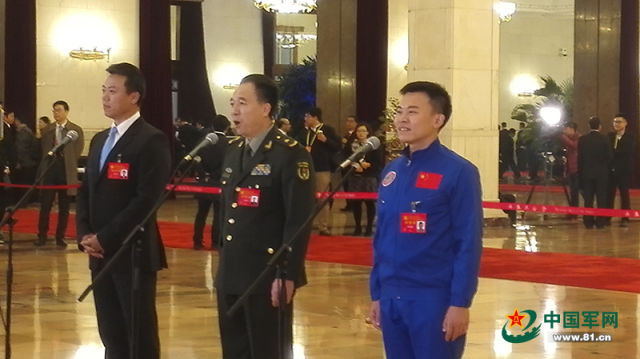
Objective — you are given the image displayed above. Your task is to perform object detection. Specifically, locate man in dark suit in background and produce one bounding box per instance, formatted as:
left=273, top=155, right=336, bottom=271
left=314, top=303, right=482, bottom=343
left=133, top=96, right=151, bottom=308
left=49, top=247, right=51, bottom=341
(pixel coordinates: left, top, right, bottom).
left=607, top=113, right=635, bottom=227
left=76, top=63, right=171, bottom=359
left=0, top=108, right=16, bottom=220
left=216, top=74, right=314, bottom=359
left=578, top=116, right=612, bottom=229
left=36, top=100, right=84, bottom=247
left=297, top=107, right=340, bottom=235
left=192, top=114, right=229, bottom=250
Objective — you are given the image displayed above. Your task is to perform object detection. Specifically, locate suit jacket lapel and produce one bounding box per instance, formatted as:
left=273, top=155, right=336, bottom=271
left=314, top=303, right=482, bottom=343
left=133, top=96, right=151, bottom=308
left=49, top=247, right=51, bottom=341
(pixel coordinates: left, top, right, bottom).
left=90, top=130, right=108, bottom=189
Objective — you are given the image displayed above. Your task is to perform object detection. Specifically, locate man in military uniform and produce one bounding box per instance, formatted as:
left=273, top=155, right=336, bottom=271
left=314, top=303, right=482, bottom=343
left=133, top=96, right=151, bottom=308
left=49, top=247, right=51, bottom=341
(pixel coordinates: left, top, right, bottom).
left=215, top=74, right=315, bottom=359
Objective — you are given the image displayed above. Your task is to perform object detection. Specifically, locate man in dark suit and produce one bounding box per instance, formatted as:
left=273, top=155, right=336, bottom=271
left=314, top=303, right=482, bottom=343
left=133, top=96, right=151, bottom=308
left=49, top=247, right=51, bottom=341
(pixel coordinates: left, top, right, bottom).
left=340, top=115, right=357, bottom=212
left=215, top=74, right=314, bottom=359
left=297, top=107, right=340, bottom=235
left=36, top=100, right=84, bottom=247
left=76, top=63, right=171, bottom=359
left=0, top=108, right=17, bottom=219
left=607, top=114, right=635, bottom=227
left=578, top=117, right=612, bottom=229
left=499, top=123, right=518, bottom=179
left=192, top=114, right=229, bottom=250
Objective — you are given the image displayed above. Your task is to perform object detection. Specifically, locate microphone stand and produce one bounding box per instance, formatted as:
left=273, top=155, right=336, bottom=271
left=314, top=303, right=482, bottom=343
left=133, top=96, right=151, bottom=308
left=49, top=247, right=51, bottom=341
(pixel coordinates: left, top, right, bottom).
left=77, top=156, right=201, bottom=359
left=227, top=159, right=363, bottom=359
left=0, top=153, right=62, bottom=359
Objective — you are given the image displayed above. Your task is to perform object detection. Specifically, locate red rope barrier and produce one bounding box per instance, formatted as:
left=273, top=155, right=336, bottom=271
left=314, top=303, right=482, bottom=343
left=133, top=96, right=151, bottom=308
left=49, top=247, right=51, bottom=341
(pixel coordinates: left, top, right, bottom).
left=2, top=182, right=637, bottom=217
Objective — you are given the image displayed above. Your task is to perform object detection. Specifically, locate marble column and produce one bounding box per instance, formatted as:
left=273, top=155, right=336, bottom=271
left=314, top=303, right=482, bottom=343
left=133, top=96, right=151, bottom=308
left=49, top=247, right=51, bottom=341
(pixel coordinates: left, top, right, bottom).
left=387, top=0, right=408, bottom=99
left=407, top=0, right=501, bottom=214
left=316, top=0, right=356, bottom=131
left=574, top=0, right=621, bottom=133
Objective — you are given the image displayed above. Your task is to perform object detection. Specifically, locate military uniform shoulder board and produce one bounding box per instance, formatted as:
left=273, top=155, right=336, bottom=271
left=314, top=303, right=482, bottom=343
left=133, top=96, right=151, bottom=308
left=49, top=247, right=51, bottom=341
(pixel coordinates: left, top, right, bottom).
left=228, top=136, right=242, bottom=144
left=274, top=134, right=298, bottom=149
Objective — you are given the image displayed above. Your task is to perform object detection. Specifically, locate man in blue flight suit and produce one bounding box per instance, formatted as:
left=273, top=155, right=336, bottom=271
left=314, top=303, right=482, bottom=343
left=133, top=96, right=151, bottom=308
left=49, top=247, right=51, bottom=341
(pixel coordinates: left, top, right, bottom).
left=368, top=81, right=483, bottom=359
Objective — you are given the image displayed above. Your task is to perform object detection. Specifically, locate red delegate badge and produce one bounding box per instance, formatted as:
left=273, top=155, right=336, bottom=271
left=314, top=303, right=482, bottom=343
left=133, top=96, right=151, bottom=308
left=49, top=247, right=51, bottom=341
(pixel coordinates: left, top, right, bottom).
left=415, top=172, right=442, bottom=189
left=107, top=162, right=130, bottom=180
left=400, top=213, right=427, bottom=234
left=238, top=188, right=261, bottom=207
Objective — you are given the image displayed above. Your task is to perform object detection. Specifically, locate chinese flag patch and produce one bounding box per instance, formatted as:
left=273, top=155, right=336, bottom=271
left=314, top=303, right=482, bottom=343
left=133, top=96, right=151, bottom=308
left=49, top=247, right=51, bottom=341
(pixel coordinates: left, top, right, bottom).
left=415, top=172, right=442, bottom=189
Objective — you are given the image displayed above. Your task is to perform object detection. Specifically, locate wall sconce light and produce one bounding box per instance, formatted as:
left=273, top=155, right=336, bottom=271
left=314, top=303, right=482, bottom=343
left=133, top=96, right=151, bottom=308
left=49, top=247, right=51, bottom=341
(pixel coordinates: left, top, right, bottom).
left=215, top=64, right=247, bottom=91
left=494, top=1, right=516, bottom=23
left=510, top=74, right=539, bottom=97
left=69, top=48, right=111, bottom=61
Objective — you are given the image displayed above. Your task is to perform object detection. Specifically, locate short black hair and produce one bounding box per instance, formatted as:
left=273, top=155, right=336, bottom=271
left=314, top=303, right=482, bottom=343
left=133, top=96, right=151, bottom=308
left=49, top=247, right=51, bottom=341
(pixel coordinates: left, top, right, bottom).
left=306, top=107, right=322, bottom=122
left=614, top=113, right=627, bottom=120
left=39, top=116, right=51, bottom=124
left=240, top=74, right=278, bottom=118
left=400, top=81, right=453, bottom=127
left=53, top=100, right=69, bottom=111
left=106, top=62, right=146, bottom=105
left=213, top=114, right=230, bottom=132
left=565, top=121, right=577, bottom=130
left=588, top=116, right=600, bottom=130
left=501, top=122, right=507, bottom=128
left=276, top=118, right=289, bottom=129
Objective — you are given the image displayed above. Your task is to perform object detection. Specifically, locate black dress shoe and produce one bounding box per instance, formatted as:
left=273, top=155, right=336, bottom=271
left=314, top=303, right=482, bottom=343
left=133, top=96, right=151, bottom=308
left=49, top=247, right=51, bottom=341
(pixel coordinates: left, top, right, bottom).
left=56, top=239, right=67, bottom=248
left=193, top=242, right=204, bottom=250
left=352, top=227, right=362, bottom=236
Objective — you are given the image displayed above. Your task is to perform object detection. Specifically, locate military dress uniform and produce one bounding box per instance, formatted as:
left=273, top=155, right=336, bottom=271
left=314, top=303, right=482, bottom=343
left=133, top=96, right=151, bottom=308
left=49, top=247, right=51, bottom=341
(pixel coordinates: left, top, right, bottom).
left=370, top=140, right=483, bottom=359
left=215, top=126, right=315, bottom=359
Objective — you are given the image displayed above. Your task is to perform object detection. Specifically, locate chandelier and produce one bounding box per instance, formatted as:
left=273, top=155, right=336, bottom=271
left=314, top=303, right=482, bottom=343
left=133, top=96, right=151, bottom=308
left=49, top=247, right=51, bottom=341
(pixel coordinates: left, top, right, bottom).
left=276, top=32, right=317, bottom=48
left=254, top=0, right=317, bottom=14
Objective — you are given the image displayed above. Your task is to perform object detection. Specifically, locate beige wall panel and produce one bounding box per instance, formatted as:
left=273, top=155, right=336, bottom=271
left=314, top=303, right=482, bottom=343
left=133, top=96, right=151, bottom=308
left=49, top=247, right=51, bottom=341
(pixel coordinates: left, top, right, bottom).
left=36, top=0, right=140, bottom=153
left=202, top=0, right=263, bottom=120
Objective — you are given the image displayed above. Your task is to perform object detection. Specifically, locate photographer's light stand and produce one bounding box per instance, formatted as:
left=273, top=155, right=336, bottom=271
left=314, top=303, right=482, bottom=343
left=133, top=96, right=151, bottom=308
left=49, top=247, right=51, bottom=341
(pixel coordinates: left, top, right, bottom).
left=522, top=152, right=570, bottom=222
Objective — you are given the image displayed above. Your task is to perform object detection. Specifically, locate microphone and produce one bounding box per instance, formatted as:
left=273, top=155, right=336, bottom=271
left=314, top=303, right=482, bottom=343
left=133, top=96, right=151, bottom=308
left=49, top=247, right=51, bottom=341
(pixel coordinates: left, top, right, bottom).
left=183, top=133, right=219, bottom=161
left=339, top=136, right=381, bottom=169
left=47, top=130, right=79, bottom=156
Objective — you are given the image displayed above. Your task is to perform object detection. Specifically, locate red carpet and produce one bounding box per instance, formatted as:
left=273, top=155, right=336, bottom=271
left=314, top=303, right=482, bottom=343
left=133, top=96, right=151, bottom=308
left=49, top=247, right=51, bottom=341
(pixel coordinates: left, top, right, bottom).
left=8, top=210, right=640, bottom=293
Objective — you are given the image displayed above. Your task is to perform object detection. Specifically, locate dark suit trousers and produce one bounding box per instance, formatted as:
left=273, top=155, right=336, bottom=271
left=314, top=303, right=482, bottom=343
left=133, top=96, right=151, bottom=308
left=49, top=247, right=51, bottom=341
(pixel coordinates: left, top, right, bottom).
left=608, top=172, right=631, bottom=220
left=568, top=173, right=580, bottom=207
left=217, top=291, right=293, bottom=359
left=38, top=189, right=70, bottom=240
left=192, top=194, right=221, bottom=248
left=38, top=159, right=69, bottom=240
left=92, top=270, right=160, bottom=359
left=582, top=175, right=608, bottom=228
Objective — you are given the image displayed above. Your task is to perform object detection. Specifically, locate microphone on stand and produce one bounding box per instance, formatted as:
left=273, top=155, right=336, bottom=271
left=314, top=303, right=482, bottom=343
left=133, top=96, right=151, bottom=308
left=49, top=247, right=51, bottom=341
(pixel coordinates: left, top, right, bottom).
left=47, top=130, right=79, bottom=156
left=183, top=133, right=219, bottom=161
left=339, top=136, right=381, bottom=169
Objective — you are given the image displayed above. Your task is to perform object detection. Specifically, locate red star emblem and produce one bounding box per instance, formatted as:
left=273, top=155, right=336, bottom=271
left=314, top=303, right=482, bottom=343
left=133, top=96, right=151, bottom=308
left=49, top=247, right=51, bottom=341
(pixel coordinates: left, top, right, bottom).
left=506, top=308, right=526, bottom=328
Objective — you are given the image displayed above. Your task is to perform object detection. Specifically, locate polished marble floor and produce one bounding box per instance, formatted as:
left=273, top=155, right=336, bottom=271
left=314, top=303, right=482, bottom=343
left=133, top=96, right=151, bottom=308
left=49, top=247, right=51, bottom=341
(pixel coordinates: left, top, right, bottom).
left=0, top=194, right=637, bottom=358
